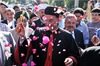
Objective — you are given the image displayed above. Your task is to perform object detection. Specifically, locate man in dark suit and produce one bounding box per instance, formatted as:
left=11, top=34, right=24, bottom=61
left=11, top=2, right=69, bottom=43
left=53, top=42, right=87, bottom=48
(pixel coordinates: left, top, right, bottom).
left=17, top=6, right=80, bottom=66
left=29, top=3, right=49, bottom=30
left=79, top=46, right=100, bottom=66
left=65, top=14, right=85, bottom=49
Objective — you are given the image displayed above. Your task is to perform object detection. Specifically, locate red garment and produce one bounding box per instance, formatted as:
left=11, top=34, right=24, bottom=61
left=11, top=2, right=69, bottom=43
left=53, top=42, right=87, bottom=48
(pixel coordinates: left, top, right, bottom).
left=44, top=34, right=53, bottom=66
left=14, top=38, right=32, bottom=66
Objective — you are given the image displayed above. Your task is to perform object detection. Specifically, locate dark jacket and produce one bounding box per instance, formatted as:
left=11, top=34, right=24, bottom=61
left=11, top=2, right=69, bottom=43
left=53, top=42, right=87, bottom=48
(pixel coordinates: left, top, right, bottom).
left=74, top=29, right=85, bottom=49
left=29, top=19, right=45, bottom=30
left=30, top=28, right=80, bottom=66
left=79, top=46, right=100, bottom=66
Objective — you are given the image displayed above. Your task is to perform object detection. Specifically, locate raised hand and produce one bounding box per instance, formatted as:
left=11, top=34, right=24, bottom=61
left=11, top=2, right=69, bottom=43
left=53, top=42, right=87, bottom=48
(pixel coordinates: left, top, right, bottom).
left=91, top=35, right=100, bottom=45
left=16, top=22, right=25, bottom=38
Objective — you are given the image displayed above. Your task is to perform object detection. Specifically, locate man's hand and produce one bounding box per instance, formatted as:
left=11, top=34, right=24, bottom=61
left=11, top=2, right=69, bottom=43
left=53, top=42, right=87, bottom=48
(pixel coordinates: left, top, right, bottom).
left=64, top=58, right=73, bottom=66
left=16, top=23, right=25, bottom=38
left=91, top=35, right=100, bottom=45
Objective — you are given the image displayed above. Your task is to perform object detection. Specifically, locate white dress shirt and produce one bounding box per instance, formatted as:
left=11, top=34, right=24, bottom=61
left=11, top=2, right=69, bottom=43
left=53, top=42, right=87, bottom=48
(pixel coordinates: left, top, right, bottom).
left=70, top=31, right=75, bottom=39
left=7, top=19, right=16, bottom=29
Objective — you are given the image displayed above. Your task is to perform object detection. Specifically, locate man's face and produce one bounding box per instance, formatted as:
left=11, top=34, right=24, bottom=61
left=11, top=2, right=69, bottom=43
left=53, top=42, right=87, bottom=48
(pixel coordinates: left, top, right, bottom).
left=74, top=13, right=83, bottom=24
left=16, top=17, right=28, bottom=27
left=15, top=7, right=20, bottom=13
left=43, top=15, right=59, bottom=31
left=37, top=9, right=45, bottom=18
left=5, top=11, right=14, bottom=21
left=91, top=12, right=100, bottom=22
left=0, top=5, right=6, bottom=13
left=65, top=17, right=77, bottom=32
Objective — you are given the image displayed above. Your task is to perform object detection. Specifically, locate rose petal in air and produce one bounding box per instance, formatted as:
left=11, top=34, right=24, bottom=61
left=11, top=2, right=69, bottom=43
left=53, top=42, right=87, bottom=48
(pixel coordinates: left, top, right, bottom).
left=22, top=63, right=27, bottom=66
left=32, top=36, right=38, bottom=40
left=44, top=26, right=50, bottom=31
left=21, top=53, right=25, bottom=57
left=31, top=22, right=36, bottom=27
left=42, top=36, right=50, bottom=44
left=32, top=49, right=37, bottom=54
left=36, top=27, right=40, bottom=30
left=31, top=61, right=36, bottom=66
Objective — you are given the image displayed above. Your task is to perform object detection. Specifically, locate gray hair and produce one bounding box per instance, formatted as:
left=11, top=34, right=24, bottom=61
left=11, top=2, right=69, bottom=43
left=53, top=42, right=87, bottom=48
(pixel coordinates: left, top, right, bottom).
left=65, top=13, right=77, bottom=21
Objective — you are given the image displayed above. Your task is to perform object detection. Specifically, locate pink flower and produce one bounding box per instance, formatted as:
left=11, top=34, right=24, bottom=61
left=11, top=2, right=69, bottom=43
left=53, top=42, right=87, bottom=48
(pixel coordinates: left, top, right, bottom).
left=5, top=43, right=12, bottom=48
left=40, top=43, right=43, bottom=48
left=42, top=36, right=50, bottom=44
left=44, top=27, right=50, bottom=31
left=22, top=63, right=27, bottom=66
left=31, top=61, right=36, bottom=66
left=34, top=5, right=38, bottom=11
left=31, top=22, right=36, bottom=27
left=32, top=36, right=38, bottom=40
left=42, top=16, right=47, bottom=21
left=21, top=53, right=25, bottom=57
left=32, top=49, right=37, bottom=54
left=36, top=27, right=40, bottom=30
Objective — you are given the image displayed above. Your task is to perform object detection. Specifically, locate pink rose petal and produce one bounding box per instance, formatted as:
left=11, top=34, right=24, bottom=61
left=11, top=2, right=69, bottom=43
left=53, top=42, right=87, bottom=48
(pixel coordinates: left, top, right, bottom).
left=40, top=43, right=43, bottom=48
left=32, top=36, right=38, bottom=40
left=42, top=16, right=47, bottom=21
left=21, top=53, right=25, bottom=57
left=44, top=27, right=50, bottom=31
left=5, top=43, right=12, bottom=47
left=42, top=36, right=50, bottom=44
left=31, top=61, right=36, bottom=66
left=34, top=5, right=38, bottom=11
left=36, top=27, right=40, bottom=30
left=32, top=49, right=37, bottom=54
left=31, top=22, right=36, bottom=27
left=22, top=63, right=27, bottom=66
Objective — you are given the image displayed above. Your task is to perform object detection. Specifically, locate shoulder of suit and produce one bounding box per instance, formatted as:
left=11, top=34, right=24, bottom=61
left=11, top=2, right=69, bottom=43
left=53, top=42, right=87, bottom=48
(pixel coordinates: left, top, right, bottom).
left=33, top=19, right=40, bottom=22
left=60, top=28, right=71, bottom=34
left=75, top=29, right=83, bottom=33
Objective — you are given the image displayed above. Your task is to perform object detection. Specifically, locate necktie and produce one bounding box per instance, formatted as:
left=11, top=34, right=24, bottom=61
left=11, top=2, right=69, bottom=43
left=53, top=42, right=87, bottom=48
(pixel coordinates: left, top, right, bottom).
left=44, top=34, right=53, bottom=66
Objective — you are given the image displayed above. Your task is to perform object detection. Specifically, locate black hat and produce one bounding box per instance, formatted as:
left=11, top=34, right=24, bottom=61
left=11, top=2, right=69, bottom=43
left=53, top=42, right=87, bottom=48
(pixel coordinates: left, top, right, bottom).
left=73, top=8, right=84, bottom=16
left=30, top=13, right=37, bottom=19
left=45, top=6, right=62, bottom=18
left=0, top=2, right=8, bottom=8
left=15, top=11, right=30, bottom=20
left=91, top=8, right=100, bottom=15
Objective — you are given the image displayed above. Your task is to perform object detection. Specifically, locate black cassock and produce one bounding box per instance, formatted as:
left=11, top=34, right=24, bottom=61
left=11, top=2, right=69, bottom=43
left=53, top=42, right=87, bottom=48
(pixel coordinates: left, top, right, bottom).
left=30, top=28, right=80, bottom=66
left=79, top=46, right=100, bottom=66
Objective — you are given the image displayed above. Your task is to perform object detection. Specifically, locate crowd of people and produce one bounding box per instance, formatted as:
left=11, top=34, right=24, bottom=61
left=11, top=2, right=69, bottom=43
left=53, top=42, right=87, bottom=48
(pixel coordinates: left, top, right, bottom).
left=0, top=0, right=100, bottom=66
